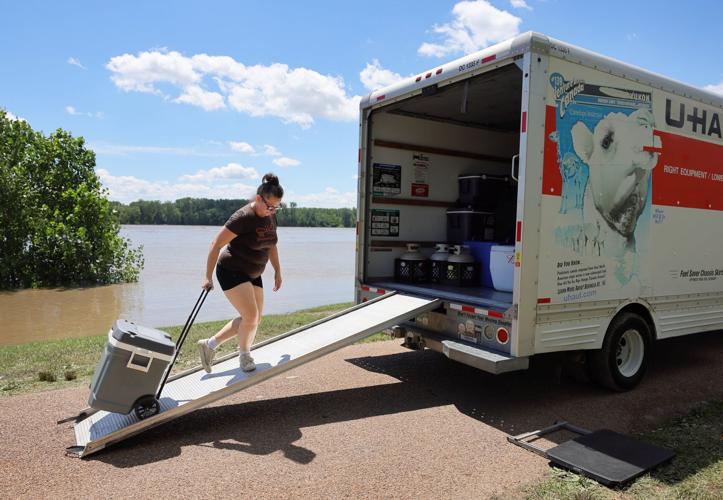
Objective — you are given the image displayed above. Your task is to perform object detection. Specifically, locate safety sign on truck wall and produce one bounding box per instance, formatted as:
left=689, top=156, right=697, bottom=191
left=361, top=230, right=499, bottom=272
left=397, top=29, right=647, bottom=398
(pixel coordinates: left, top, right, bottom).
left=373, top=163, right=401, bottom=196
left=411, top=153, right=430, bottom=198
left=370, top=209, right=400, bottom=237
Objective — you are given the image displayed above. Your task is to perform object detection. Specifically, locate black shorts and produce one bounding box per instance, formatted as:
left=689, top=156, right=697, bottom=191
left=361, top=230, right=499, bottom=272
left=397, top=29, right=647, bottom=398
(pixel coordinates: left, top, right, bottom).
left=215, top=265, right=263, bottom=291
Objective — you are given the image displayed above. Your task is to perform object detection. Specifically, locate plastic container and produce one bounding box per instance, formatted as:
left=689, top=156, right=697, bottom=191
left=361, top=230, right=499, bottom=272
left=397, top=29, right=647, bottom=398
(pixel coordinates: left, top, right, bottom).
left=457, top=174, right=510, bottom=210
left=465, top=241, right=496, bottom=288
left=88, top=320, right=175, bottom=415
left=489, top=245, right=515, bottom=292
left=447, top=208, right=495, bottom=243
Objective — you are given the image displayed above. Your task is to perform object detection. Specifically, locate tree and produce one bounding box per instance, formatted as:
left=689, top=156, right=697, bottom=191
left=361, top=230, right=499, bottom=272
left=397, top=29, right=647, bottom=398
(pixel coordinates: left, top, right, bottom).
left=0, top=110, right=143, bottom=288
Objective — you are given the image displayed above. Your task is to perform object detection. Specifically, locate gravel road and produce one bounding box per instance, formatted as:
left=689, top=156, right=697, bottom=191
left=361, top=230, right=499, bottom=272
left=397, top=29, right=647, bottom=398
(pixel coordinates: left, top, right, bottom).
left=1, top=333, right=721, bottom=499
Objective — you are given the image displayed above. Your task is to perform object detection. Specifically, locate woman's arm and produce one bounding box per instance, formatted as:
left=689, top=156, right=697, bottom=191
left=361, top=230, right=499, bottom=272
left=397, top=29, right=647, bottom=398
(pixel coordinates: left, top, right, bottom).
left=269, top=245, right=282, bottom=291
left=203, top=227, right=237, bottom=290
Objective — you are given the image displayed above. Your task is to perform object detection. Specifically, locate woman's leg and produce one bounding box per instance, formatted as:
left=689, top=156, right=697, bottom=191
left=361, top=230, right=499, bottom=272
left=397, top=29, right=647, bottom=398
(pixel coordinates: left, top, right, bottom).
left=210, top=316, right=242, bottom=346
left=223, top=281, right=260, bottom=352
left=253, top=284, right=264, bottom=320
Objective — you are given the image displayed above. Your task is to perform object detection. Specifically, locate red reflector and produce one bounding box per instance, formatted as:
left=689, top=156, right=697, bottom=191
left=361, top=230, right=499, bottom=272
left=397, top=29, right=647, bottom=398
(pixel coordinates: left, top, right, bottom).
left=415, top=76, right=422, bottom=82
left=425, top=72, right=432, bottom=78
left=482, top=54, right=497, bottom=63
left=376, top=95, right=385, bottom=101
left=521, top=111, right=527, bottom=133
left=377, top=288, right=386, bottom=294
left=488, top=310, right=504, bottom=318
left=496, top=327, right=509, bottom=344
left=361, top=285, right=369, bottom=291
left=358, top=148, right=361, bottom=163
left=462, top=305, right=475, bottom=313
left=537, top=297, right=551, bottom=304
left=516, top=221, right=522, bottom=242
left=435, top=68, right=443, bottom=75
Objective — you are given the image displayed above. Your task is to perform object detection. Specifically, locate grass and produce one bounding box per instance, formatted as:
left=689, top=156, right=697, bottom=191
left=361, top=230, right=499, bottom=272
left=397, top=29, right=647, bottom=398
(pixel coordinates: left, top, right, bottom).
left=0, top=301, right=367, bottom=396
left=522, top=398, right=723, bottom=500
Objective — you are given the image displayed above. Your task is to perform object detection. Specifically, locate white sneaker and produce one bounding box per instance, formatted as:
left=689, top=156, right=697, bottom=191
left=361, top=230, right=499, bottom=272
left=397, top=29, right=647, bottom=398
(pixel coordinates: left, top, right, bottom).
left=239, top=352, right=256, bottom=372
left=197, top=339, right=216, bottom=373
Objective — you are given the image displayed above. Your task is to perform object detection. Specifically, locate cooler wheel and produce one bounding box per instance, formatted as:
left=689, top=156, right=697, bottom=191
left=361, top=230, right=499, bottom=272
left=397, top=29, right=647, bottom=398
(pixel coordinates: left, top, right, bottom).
left=133, top=395, right=160, bottom=420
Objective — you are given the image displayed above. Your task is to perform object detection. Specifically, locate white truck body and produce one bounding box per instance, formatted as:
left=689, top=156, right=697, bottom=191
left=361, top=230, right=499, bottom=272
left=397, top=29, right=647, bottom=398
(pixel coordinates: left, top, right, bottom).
left=355, top=32, right=722, bottom=387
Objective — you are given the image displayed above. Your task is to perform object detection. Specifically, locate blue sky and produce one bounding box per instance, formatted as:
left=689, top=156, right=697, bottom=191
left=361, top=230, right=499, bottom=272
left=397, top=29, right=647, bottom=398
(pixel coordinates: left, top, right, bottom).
left=2, top=0, right=722, bottom=207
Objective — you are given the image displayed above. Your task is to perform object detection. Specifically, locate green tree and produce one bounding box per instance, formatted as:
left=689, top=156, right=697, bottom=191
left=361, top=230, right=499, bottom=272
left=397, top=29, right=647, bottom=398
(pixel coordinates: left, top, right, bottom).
left=0, top=110, right=143, bottom=288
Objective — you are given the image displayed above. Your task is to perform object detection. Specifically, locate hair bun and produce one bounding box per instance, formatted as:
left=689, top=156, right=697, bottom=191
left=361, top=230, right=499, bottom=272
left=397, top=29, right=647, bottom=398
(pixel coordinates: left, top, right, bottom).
left=262, top=172, right=279, bottom=186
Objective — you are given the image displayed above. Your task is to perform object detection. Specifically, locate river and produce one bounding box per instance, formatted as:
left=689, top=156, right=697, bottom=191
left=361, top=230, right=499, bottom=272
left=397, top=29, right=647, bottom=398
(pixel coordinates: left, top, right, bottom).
left=0, top=226, right=356, bottom=346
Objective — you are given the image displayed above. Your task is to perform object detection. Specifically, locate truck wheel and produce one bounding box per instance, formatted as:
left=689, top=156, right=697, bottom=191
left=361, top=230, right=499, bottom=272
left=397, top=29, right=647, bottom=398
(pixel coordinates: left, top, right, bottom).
left=133, top=395, right=160, bottom=420
left=589, top=312, right=651, bottom=391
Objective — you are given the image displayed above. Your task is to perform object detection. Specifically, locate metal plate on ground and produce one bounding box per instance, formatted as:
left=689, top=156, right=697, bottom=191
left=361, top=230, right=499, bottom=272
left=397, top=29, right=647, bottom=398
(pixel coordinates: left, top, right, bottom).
left=546, top=429, right=675, bottom=486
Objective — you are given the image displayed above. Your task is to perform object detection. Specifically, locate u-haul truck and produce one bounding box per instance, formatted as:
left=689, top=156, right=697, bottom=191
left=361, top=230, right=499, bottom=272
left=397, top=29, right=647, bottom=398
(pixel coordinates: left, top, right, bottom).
left=355, top=32, right=723, bottom=390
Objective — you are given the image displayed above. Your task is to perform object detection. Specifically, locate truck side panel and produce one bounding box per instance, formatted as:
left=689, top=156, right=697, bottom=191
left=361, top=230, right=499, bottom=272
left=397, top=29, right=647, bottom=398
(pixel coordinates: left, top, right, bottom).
left=533, top=56, right=723, bottom=352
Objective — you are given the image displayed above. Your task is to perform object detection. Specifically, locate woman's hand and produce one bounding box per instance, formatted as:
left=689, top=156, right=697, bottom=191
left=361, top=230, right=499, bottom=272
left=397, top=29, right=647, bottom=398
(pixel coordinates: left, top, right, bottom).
left=202, top=277, right=214, bottom=291
left=273, top=272, right=282, bottom=292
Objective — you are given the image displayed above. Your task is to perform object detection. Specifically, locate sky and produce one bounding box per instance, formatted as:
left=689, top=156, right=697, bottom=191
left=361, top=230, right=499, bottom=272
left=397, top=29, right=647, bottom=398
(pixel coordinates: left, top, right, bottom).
left=2, top=0, right=722, bottom=208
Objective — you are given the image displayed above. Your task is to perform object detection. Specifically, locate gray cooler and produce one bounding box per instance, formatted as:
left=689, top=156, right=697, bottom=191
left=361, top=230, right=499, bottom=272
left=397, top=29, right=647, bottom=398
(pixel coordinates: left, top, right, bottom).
left=88, top=320, right=175, bottom=414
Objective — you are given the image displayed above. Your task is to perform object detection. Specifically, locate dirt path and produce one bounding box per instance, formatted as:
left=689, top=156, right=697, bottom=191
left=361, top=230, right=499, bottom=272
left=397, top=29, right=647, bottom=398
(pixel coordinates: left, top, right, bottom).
left=1, top=333, right=721, bottom=499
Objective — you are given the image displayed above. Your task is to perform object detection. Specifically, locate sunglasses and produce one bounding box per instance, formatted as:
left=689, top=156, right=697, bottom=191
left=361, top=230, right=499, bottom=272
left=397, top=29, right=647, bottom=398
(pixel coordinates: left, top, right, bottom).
left=260, top=196, right=282, bottom=212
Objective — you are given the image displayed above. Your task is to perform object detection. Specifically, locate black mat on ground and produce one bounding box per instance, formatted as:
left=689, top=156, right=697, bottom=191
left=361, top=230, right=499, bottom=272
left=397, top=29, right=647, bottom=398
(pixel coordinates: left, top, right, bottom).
left=546, top=429, right=675, bottom=486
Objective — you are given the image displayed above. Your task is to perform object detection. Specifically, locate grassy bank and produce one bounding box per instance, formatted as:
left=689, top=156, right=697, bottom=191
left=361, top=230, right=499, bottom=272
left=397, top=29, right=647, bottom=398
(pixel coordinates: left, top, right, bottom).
left=523, top=398, right=723, bottom=500
left=0, top=302, right=376, bottom=396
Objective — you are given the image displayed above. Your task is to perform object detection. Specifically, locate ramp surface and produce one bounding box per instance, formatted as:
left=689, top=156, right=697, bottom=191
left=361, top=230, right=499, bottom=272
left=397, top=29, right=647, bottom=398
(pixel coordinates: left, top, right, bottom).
left=73, top=293, right=439, bottom=457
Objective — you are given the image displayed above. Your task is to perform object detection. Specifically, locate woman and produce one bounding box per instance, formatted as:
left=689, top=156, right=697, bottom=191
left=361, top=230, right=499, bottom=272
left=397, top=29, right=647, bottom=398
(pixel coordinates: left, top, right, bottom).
left=197, top=173, right=283, bottom=373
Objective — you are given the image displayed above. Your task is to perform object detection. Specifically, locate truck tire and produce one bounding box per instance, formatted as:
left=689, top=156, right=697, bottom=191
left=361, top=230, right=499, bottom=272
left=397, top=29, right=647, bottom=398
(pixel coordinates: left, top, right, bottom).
left=589, top=312, right=651, bottom=391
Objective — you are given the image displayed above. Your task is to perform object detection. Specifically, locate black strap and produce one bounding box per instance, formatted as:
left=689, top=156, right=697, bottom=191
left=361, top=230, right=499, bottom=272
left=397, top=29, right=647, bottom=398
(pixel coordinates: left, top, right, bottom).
left=156, top=289, right=209, bottom=399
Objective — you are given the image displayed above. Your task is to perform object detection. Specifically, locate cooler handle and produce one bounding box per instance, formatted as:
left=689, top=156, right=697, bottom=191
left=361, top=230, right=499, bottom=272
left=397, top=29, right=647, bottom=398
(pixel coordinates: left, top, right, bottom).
left=156, top=288, right=209, bottom=399
left=127, top=351, right=153, bottom=373
left=511, top=154, right=519, bottom=182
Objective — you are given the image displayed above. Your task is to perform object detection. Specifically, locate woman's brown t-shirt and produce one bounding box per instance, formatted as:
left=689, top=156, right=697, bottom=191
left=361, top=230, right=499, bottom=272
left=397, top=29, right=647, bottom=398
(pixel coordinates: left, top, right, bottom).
left=217, top=203, right=277, bottom=278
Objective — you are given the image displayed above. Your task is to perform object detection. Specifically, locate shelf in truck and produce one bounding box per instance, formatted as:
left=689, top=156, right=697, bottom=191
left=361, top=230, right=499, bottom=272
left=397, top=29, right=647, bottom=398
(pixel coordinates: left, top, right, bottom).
left=366, top=279, right=512, bottom=311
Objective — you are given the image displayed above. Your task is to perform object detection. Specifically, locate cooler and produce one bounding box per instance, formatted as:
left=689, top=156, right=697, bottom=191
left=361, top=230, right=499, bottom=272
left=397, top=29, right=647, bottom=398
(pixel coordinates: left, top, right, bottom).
left=88, top=320, right=175, bottom=414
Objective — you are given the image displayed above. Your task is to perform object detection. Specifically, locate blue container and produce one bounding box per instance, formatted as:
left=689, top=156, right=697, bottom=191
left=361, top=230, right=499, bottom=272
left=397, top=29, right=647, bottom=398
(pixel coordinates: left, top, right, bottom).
left=465, top=241, right=497, bottom=288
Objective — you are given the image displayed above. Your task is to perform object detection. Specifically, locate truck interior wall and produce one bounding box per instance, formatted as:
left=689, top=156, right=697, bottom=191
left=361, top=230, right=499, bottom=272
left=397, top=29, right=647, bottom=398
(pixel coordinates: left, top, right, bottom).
left=366, top=104, right=519, bottom=279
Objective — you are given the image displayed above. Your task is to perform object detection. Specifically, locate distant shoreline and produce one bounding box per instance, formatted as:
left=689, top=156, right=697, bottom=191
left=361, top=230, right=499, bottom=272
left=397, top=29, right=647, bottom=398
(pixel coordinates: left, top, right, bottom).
left=111, top=199, right=357, bottom=227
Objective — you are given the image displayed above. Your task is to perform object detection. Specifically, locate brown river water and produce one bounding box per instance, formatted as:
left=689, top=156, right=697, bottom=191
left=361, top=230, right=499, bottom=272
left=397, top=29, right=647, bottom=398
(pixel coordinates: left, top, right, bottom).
left=0, top=226, right=356, bottom=346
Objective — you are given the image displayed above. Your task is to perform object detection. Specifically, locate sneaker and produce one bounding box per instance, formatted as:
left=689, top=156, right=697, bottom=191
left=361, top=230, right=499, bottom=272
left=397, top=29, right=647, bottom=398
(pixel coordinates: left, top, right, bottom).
left=239, top=352, right=256, bottom=372
left=197, top=339, right=216, bottom=373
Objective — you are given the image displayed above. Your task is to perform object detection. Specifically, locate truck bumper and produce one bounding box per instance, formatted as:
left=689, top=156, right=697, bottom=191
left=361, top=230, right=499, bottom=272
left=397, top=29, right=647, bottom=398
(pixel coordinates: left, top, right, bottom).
left=405, top=328, right=529, bottom=374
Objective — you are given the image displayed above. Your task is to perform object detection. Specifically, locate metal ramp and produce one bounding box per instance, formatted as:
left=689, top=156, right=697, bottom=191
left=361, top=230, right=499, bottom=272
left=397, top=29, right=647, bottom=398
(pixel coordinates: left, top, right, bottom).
left=71, top=292, right=440, bottom=457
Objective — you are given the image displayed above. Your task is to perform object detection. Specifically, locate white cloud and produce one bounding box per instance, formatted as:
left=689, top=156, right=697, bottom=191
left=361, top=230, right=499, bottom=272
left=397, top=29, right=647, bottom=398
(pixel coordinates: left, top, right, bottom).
left=626, top=33, right=638, bottom=41
left=180, top=162, right=259, bottom=182
left=704, top=81, right=723, bottom=96
left=97, top=168, right=257, bottom=203
left=287, top=187, right=357, bottom=208
left=510, top=0, right=532, bottom=10
left=229, top=141, right=255, bottom=154
left=68, top=57, right=87, bottom=70
left=106, top=50, right=198, bottom=94
left=418, top=0, right=522, bottom=57
left=65, top=105, right=103, bottom=118
left=359, top=59, right=405, bottom=91
left=263, top=144, right=282, bottom=156
left=106, top=50, right=361, bottom=127
left=273, top=157, right=300, bottom=167
left=175, top=85, right=226, bottom=110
